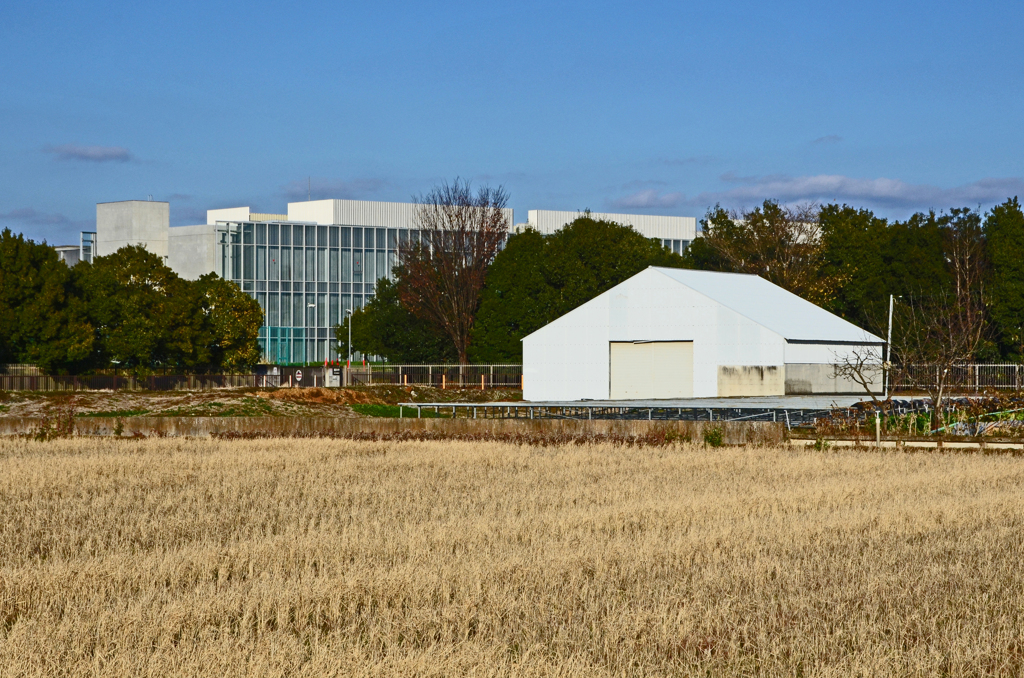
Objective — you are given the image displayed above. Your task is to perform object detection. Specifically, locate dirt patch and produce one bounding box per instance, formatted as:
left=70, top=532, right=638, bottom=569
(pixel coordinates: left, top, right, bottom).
left=264, top=388, right=384, bottom=406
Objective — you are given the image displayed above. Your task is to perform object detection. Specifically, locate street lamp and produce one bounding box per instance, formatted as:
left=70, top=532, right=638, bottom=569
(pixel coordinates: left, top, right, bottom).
left=345, top=308, right=354, bottom=367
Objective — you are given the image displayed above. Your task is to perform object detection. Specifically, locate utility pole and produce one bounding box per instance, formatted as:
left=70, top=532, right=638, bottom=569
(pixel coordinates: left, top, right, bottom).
left=885, top=294, right=895, bottom=399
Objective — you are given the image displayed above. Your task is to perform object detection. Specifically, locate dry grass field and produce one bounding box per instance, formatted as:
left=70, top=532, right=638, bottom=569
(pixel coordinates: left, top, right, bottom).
left=1, top=438, right=1023, bottom=677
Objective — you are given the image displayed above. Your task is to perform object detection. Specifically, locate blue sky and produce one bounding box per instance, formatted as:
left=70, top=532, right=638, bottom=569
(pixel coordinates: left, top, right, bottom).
left=2, top=0, right=1022, bottom=244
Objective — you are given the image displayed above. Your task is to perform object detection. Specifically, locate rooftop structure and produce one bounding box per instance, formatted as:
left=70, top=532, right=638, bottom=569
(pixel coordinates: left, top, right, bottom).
left=522, top=267, right=883, bottom=401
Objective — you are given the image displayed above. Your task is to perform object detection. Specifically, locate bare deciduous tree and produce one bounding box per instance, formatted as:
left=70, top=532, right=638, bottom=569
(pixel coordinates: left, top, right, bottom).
left=832, top=345, right=885, bottom=407
left=397, top=179, right=510, bottom=364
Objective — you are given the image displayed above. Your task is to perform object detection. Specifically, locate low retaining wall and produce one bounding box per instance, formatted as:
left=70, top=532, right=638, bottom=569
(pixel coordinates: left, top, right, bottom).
left=0, top=416, right=784, bottom=444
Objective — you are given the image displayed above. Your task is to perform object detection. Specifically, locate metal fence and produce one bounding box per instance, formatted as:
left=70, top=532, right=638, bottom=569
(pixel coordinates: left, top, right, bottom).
left=347, top=364, right=522, bottom=388
left=0, top=374, right=258, bottom=392
left=893, top=364, right=1024, bottom=392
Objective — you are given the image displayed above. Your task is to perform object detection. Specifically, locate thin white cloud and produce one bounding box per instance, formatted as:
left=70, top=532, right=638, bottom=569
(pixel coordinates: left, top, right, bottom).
left=657, top=155, right=717, bottom=167
left=283, top=177, right=389, bottom=202
left=691, top=174, right=1024, bottom=210
left=44, top=144, right=133, bottom=163
left=0, top=207, right=72, bottom=226
left=811, top=135, right=843, bottom=145
left=609, top=189, right=684, bottom=210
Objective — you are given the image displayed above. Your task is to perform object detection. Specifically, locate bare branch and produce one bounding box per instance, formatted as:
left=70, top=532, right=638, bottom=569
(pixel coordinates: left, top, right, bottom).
left=396, top=179, right=510, bottom=364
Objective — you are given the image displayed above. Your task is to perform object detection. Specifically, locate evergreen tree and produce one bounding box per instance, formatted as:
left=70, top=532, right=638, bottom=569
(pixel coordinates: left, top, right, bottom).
left=984, top=197, right=1024, bottom=358
left=0, top=229, right=93, bottom=372
left=469, top=218, right=685, bottom=362
left=335, top=278, right=456, bottom=363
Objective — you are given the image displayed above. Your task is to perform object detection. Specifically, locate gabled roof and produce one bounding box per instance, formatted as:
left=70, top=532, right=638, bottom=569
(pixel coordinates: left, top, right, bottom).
left=651, top=267, right=883, bottom=343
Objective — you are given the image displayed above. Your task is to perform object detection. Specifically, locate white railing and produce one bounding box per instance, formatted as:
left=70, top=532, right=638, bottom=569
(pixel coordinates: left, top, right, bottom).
left=893, top=364, right=1024, bottom=392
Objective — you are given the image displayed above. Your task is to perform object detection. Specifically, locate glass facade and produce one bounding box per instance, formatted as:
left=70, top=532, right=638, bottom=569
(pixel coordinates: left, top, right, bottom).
left=217, top=222, right=416, bottom=364
left=662, top=239, right=691, bottom=255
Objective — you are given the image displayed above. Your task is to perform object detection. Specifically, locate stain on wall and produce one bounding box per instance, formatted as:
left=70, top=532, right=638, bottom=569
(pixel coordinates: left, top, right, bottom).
left=717, top=365, right=785, bottom=397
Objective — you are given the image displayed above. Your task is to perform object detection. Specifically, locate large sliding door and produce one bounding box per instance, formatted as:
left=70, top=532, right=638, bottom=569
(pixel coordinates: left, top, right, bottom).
left=609, top=341, right=693, bottom=399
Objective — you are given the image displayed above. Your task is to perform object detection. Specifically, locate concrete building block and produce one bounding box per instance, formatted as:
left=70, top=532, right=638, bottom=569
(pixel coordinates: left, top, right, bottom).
left=96, top=201, right=169, bottom=258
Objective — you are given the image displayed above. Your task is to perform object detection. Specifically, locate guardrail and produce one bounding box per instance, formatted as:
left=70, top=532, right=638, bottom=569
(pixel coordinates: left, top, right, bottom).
left=398, top=402, right=830, bottom=427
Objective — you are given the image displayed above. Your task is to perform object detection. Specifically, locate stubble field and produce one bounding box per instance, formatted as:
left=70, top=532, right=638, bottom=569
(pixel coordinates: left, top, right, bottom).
left=1, top=437, right=1023, bottom=677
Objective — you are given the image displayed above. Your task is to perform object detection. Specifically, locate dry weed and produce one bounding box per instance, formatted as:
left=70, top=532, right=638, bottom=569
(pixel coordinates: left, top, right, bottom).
left=1, top=438, right=1023, bottom=676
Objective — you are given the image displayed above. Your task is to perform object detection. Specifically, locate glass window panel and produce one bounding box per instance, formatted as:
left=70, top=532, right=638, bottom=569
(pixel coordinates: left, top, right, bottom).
left=410, top=230, right=420, bottom=247
left=309, top=339, right=317, bottom=362
left=329, top=294, right=339, bottom=326
left=376, top=252, right=385, bottom=281
left=256, top=246, right=266, bottom=280
left=268, top=293, right=279, bottom=326
left=329, top=249, right=339, bottom=281
left=673, top=240, right=681, bottom=254
left=399, top=229, right=408, bottom=248
left=306, top=225, right=316, bottom=246
left=329, top=226, right=339, bottom=247
left=293, top=225, right=303, bottom=247
left=317, top=225, right=327, bottom=247
left=317, top=293, right=326, bottom=328
left=342, top=294, right=352, bottom=316
left=363, top=251, right=374, bottom=281
left=269, top=246, right=280, bottom=279
left=375, top=228, right=385, bottom=249
left=305, top=249, right=315, bottom=282
left=231, top=244, right=241, bottom=279
left=387, top=228, right=397, bottom=249
left=256, top=223, right=266, bottom=244
left=293, top=294, right=304, bottom=329
left=293, top=333, right=304, bottom=364
left=256, top=293, right=267, bottom=325
left=341, top=226, right=351, bottom=247
left=681, top=239, right=691, bottom=251
left=280, top=247, right=291, bottom=280
left=280, top=293, right=291, bottom=326
left=352, top=250, right=363, bottom=281
left=243, top=223, right=254, bottom=244
left=387, top=252, right=396, bottom=280
left=293, top=248, right=303, bottom=280
left=317, top=340, right=327, bottom=362
left=317, top=248, right=326, bottom=282
left=280, top=224, right=291, bottom=246
left=243, top=245, right=254, bottom=279
left=269, top=224, right=279, bottom=245
left=353, top=295, right=363, bottom=311
left=341, top=249, right=351, bottom=282
left=352, top=227, right=362, bottom=249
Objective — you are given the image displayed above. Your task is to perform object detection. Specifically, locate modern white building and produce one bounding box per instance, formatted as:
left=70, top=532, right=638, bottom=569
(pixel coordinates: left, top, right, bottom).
left=78, top=197, right=696, bottom=364
left=522, top=267, right=884, bottom=401
left=520, top=210, right=697, bottom=255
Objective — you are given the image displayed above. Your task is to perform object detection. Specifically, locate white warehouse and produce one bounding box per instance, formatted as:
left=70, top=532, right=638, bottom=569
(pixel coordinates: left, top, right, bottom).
left=522, top=267, right=884, bottom=401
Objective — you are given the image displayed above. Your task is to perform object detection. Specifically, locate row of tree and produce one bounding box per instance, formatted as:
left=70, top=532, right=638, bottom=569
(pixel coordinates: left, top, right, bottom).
left=342, top=188, right=1024, bottom=367
left=0, top=229, right=263, bottom=374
